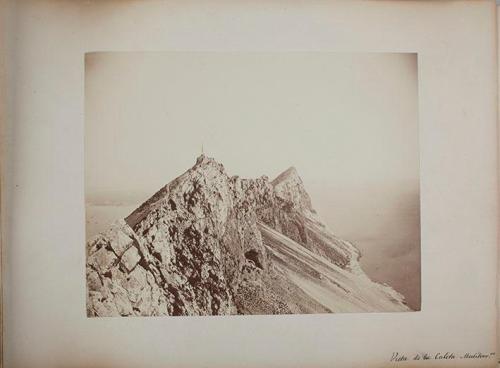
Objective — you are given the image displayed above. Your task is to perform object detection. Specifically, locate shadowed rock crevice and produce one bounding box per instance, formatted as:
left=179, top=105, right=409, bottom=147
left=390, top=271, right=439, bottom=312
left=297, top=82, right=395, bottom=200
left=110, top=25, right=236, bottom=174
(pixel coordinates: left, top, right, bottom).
left=244, top=249, right=263, bottom=270
left=86, top=155, right=410, bottom=316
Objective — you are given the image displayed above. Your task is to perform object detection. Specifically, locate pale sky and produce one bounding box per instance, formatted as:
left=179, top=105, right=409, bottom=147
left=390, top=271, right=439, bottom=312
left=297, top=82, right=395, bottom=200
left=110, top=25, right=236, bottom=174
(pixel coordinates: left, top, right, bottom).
left=85, top=52, right=420, bottom=308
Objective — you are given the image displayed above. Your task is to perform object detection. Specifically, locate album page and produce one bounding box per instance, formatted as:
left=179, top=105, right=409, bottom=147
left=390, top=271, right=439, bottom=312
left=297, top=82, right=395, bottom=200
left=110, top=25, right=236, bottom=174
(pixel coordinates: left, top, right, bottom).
left=1, top=1, right=498, bottom=367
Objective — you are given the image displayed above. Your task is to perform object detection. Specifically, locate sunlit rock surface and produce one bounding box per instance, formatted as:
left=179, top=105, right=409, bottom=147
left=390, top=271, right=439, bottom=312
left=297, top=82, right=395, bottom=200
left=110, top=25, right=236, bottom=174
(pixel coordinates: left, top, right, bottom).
left=86, top=155, right=410, bottom=316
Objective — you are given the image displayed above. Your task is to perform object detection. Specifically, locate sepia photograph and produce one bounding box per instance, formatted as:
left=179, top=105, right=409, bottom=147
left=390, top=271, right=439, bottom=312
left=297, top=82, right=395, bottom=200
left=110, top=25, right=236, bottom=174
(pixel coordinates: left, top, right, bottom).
left=3, top=1, right=499, bottom=367
left=85, top=52, right=420, bottom=317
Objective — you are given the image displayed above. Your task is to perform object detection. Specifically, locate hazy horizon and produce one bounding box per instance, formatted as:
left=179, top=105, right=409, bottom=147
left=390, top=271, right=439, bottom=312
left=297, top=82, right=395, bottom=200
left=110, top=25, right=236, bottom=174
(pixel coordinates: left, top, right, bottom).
left=85, top=52, right=420, bottom=309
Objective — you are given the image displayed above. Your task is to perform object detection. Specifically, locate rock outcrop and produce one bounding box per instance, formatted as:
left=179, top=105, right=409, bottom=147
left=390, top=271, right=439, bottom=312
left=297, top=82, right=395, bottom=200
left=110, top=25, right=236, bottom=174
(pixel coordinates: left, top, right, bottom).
left=86, top=155, right=410, bottom=316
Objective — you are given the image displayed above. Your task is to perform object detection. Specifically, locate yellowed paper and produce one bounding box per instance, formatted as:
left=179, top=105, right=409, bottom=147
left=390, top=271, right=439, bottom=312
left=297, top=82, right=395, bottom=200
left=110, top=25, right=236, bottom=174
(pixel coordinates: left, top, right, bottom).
left=1, top=1, right=498, bottom=367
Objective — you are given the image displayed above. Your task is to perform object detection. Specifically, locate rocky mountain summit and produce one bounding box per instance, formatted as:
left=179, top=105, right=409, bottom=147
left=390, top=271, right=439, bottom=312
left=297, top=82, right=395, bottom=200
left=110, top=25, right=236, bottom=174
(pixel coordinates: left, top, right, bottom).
left=86, top=155, right=410, bottom=316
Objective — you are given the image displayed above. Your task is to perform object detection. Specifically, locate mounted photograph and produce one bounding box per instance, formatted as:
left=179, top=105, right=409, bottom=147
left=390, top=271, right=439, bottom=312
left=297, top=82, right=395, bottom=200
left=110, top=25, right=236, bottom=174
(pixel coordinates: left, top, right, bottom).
left=85, top=52, right=420, bottom=317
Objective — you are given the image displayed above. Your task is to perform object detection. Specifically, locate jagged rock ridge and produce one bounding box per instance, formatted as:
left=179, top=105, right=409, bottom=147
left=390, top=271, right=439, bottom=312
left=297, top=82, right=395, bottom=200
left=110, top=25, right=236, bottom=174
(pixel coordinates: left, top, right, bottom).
left=86, top=155, right=410, bottom=316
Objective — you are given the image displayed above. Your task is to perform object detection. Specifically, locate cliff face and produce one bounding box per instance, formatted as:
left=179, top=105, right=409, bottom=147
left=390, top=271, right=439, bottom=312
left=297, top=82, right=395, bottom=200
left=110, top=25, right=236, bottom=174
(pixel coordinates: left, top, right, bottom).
left=86, top=155, right=410, bottom=316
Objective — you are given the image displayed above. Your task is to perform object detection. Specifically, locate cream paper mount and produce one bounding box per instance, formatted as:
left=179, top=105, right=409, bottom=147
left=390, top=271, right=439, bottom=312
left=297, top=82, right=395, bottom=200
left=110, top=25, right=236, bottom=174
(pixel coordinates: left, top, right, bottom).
left=1, top=1, right=498, bottom=367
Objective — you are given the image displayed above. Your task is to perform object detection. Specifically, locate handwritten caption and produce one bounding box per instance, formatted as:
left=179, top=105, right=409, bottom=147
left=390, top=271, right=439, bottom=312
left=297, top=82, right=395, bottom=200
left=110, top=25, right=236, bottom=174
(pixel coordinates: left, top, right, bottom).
left=390, top=351, right=495, bottom=363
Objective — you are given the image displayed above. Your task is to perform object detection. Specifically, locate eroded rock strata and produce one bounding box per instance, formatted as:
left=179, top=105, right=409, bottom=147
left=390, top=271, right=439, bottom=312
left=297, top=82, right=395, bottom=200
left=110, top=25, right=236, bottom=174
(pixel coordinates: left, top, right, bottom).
left=86, top=155, right=410, bottom=316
